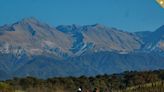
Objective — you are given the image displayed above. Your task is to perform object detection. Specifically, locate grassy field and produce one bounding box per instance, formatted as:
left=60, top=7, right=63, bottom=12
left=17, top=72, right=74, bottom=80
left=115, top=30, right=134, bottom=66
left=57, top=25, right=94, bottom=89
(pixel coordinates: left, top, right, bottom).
left=0, top=81, right=164, bottom=92
left=112, top=81, right=164, bottom=92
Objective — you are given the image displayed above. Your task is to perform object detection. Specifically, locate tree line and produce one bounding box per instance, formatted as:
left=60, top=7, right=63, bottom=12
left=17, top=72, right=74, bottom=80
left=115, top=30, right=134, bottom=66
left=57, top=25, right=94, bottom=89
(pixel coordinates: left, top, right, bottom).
left=0, top=69, right=164, bottom=92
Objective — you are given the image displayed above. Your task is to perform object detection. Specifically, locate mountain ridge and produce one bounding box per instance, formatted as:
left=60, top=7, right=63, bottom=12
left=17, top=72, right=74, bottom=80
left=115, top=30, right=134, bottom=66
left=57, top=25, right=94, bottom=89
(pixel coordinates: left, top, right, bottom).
left=0, top=17, right=164, bottom=80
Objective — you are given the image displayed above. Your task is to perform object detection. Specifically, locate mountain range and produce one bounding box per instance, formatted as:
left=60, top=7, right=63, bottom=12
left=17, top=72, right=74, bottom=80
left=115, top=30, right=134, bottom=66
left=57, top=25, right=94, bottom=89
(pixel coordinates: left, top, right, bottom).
left=0, top=17, right=164, bottom=80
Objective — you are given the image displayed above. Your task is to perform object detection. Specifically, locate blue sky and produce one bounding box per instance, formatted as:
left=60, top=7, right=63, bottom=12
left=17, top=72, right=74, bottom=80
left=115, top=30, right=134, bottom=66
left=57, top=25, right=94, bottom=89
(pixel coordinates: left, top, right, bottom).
left=0, top=0, right=164, bottom=32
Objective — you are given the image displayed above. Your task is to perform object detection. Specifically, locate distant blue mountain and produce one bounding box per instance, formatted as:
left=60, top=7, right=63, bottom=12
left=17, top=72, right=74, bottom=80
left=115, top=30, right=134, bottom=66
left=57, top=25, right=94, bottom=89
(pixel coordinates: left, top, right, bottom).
left=0, top=18, right=164, bottom=80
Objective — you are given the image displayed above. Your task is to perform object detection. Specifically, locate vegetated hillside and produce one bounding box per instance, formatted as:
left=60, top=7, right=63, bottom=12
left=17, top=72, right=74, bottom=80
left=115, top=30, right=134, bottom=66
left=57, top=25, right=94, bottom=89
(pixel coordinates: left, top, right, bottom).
left=0, top=52, right=164, bottom=80
left=1, top=70, right=164, bottom=92
left=0, top=17, right=164, bottom=79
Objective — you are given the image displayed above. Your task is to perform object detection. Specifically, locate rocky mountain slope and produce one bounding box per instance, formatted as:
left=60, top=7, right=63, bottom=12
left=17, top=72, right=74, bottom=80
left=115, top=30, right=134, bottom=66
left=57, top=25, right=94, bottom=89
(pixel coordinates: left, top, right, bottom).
left=0, top=17, right=164, bottom=80
left=135, top=25, right=164, bottom=52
